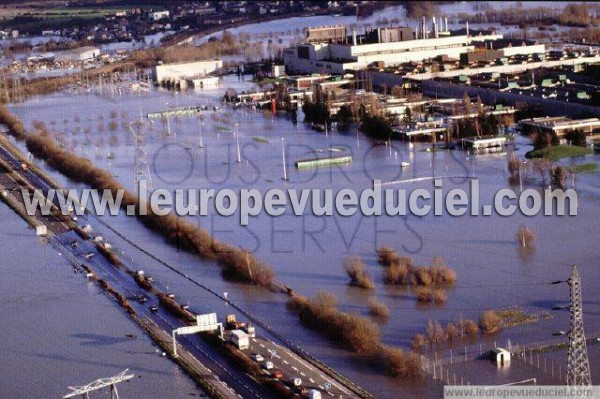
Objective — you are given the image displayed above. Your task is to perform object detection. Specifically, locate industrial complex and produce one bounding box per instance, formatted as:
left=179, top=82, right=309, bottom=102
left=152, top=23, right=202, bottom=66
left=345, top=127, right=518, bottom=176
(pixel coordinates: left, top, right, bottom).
left=283, top=19, right=544, bottom=74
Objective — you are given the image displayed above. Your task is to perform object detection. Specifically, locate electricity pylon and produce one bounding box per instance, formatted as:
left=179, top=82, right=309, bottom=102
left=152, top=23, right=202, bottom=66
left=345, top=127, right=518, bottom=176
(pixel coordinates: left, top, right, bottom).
left=128, top=119, right=152, bottom=194
left=63, top=369, right=134, bottom=398
left=566, top=265, right=592, bottom=386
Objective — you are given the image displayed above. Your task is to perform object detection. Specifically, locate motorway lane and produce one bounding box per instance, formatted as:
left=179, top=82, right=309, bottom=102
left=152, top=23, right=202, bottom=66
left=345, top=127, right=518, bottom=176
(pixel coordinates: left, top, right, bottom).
left=55, top=232, right=277, bottom=399
left=248, top=337, right=351, bottom=398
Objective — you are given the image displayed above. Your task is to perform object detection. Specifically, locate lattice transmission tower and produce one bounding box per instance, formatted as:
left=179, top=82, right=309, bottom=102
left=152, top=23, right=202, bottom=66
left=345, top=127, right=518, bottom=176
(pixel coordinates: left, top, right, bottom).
left=63, top=369, right=134, bottom=399
left=566, top=265, right=592, bottom=386
left=128, top=118, right=152, bottom=194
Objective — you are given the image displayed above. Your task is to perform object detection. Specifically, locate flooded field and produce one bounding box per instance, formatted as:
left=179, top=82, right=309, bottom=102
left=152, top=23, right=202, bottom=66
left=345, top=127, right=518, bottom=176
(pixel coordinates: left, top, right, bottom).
left=0, top=202, right=200, bottom=398
left=6, top=74, right=600, bottom=397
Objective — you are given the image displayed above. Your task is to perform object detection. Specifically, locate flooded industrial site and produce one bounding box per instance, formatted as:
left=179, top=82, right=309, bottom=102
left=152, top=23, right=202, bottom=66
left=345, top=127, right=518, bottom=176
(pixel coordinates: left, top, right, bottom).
left=0, top=0, right=598, bottom=397
left=5, top=72, right=600, bottom=397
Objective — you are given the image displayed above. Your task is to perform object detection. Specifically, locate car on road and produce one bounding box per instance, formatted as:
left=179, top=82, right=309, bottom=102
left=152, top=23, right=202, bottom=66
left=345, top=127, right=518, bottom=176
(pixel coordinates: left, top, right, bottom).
left=150, top=305, right=159, bottom=313
left=263, top=361, right=274, bottom=370
left=136, top=295, right=148, bottom=304
left=271, top=370, right=283, bottom=379
left=290, top=377, right=302, bottom=387
left=251, top=353, right=264, bottom=362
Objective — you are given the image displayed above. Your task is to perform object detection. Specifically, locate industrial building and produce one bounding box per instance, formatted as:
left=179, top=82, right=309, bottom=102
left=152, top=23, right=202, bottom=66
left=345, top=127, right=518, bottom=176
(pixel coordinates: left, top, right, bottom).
left=55, top=46, right=100, bottom=62
left=149, top=10, right=170, bottom=21
left=283, top=19, right=505, bottom=74
left=152, top=60, right=223, bottom=85
left=518, top=117, right=600, bottom=137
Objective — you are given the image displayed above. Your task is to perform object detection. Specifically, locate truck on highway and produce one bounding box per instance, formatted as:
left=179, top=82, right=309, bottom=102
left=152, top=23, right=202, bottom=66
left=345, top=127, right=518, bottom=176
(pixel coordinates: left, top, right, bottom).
left=230, top=329, right=250, bottom=350
left=226, top=314, right=256, bottom=337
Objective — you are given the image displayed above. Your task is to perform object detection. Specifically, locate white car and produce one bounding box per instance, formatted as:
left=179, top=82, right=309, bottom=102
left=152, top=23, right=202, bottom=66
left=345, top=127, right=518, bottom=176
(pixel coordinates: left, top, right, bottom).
left=251, top=354, right=264, bottom=362
left=263, top=361, right=274, bottom=370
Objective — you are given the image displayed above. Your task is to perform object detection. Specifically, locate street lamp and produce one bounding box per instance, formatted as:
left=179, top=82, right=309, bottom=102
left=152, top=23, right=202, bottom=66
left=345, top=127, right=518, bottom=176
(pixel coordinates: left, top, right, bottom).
left=165, top=102, right=172, bottom=136
left=235, top=122, right=241, bottom=163
left=198, top=119, right=204, bottom=148
left=519, top=161, right=528, bottom=192
left=281, top=137, right=288, bottom=181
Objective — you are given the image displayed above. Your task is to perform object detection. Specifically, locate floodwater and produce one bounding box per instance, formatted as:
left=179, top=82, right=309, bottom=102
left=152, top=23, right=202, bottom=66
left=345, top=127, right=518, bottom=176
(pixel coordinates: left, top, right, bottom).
left=0, top=202, right=202, bottom=397
left=7, top=73, right=600, bottom=398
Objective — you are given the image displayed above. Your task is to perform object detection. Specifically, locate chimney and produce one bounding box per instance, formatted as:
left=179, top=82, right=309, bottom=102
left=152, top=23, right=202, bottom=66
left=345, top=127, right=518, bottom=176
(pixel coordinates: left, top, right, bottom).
left=352, top=29, right=357, bottom=46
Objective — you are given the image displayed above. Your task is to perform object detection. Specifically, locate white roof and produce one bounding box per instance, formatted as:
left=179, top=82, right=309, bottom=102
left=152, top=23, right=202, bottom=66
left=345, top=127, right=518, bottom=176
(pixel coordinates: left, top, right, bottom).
left=231, top=329, right=248, bottom=338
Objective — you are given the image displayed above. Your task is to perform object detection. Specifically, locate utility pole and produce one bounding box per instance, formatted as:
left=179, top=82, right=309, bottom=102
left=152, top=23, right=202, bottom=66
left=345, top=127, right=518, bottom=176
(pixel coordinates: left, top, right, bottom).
left=566, top=265, right=592, bottom=386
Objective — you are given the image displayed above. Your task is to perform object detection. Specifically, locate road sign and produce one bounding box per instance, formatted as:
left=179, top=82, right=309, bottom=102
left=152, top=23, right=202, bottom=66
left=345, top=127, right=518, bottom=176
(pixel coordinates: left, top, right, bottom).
left=197, top=312, right=218, bottom=327
left=175, top=325, right=204, bottom=335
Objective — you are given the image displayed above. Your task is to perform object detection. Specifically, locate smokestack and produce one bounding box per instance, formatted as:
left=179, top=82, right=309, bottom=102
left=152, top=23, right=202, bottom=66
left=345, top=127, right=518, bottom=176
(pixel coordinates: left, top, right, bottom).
left=445, top=16, right=449, bottom=32
left=415, top=25, right=419, bottom=40
left=352, top=29, right=357, bottom=46
left=466, top=21, right=470, bottom=37
left=423, top=16, right=426, bottom=39
left=377, top=27, right=381, bottom=43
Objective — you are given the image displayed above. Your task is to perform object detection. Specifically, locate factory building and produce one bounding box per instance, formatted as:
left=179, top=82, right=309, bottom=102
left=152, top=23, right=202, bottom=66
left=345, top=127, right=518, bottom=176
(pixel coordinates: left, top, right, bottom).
left=152, top=60, right=223, bottom=84
left=284, top=19, right=512, bottom=74
left=519, top=117, right=600, bottom=137
left=55, top=46, right=100, bottom=62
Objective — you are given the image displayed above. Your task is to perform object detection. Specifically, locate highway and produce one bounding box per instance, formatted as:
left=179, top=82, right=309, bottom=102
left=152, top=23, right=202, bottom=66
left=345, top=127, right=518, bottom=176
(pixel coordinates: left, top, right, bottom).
left=0, top=138, right=368, bottom=399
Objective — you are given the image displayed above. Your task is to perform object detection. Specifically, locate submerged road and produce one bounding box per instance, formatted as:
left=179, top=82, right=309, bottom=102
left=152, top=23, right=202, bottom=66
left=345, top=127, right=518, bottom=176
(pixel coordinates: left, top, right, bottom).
left=0, top=138, right=369, bottom=399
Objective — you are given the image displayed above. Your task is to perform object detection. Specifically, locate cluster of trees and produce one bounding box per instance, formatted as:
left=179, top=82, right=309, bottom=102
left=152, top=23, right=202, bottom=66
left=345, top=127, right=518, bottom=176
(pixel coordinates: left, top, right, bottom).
left=0, top=106, right=276, bottom=288
left=342, top=255, right=375, bottom=290
left=411, top=312, right=504, bottom=352
left=301, top=99, right=330, bottom=125
left=532, top=130, right=559, bottom=151
left=377, top=247, right=457, bottom=287
left=287, top=292, right=422, bottom=379
left=565, top=130, right=587, bottom=147
left=559, top=3, right=597, bottom=26
left=360, top=113, right=394, bottom=139
left=132, top=30, right=263, bottom=68
left=455, top=3, right=598, bottom=27
left=414, top=287, right=446, bottom=305
left=404, top=1, right=440, bottom=19
left=368, top=298, right=389, bottom=322
left=455, top=112, right=500, bottom=139
left=516, top=225, right=536, bottom=248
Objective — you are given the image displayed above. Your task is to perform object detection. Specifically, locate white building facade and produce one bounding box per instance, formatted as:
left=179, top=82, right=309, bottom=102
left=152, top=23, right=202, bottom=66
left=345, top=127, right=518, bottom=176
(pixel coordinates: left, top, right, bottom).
left=284, top=28, right=504, bottom=74
left=152, top=60, right=224, bottom=83
left=55, top=46, right=100, bottom=62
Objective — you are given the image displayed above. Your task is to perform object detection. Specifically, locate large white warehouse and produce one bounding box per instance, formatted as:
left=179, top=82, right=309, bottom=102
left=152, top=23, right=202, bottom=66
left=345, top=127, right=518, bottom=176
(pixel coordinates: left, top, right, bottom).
left=55, top=46, right=100, bottom=62
left=152, top=60, right=223, bottom=84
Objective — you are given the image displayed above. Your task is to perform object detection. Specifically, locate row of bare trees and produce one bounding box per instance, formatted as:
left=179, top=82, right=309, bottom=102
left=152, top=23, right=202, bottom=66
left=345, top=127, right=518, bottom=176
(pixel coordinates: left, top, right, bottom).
left=287, top=292, right=422, bottom=379
left=411, top=311, right=504, bottom=352
left=0, top=105, right=276, bottom=288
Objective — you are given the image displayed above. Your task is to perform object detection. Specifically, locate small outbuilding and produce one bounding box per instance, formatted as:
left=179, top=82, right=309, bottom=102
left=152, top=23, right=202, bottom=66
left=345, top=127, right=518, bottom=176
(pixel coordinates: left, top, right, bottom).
left=491, top=347, right=511, bottom=368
